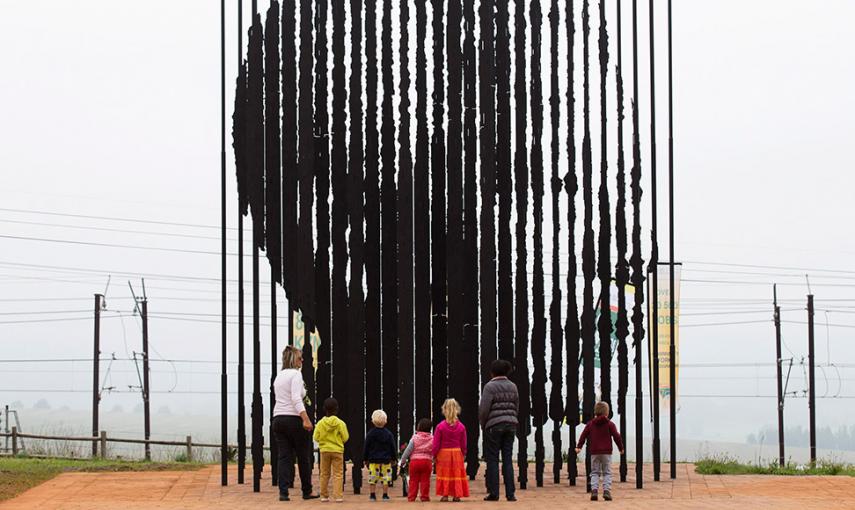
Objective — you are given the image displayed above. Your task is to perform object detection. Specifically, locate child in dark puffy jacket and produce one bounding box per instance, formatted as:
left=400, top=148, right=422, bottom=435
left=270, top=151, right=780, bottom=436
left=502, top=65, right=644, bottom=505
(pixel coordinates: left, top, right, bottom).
left=575, top=401, right=625, bottom=502
left=363, top=409, right=397, bottom=501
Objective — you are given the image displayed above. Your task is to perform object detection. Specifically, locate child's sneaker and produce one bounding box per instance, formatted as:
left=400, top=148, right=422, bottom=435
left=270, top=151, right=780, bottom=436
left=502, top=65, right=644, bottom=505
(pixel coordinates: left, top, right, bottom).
left=603, top=490, right=612, bottom=501
left=591, top=490, right=598, bottom=501
left=335, top=498, right=344, bottom=503
left=320, top=497, right=330, bottom=502
left=382, top=494, right=391, bottom=501
left=370, top=494, right=377, bottom=502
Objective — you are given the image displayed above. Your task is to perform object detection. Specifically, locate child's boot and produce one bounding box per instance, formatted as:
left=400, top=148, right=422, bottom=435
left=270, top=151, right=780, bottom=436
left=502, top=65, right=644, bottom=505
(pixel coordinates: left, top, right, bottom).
left=603, top=490, right=612, bottom=501
left=590, top=490, right=598, bottom=501
left=370, top=493, right=377, bottom=502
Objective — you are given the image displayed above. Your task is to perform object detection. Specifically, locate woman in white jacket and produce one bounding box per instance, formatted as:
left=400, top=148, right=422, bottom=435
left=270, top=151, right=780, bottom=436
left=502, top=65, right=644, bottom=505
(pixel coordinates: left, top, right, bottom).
left=272, top=346, right=319, bottom=501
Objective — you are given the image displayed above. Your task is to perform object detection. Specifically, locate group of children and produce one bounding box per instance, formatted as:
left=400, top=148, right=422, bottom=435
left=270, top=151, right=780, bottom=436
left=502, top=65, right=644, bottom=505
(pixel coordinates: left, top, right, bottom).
left=315, top=397, right=470, bottom=503
left=314, top=396, right=622, bottom=502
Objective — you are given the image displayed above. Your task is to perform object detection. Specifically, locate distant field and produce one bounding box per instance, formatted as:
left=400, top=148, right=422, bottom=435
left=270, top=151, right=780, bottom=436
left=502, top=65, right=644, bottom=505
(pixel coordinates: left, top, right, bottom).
left=0, top=456, right=206, bottom=502
left=695, top=456, right=855, bottom=477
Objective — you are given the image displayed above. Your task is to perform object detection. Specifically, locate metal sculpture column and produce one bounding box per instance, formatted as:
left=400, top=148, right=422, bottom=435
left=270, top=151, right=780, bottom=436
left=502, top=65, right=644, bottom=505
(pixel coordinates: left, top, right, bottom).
left=529, top=0, right=548, bottom=486
left=563, top=0, right=579, bottom=487
left=615, top=0, right=631, bottom=483
left=513, top=0, right=531, bottom=489
left=548, top=0, right=564, bottom=485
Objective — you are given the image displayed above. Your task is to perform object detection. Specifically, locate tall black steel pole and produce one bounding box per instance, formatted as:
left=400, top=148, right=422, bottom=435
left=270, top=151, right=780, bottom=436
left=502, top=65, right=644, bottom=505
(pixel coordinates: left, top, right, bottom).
left=666, top=0, right=676, bottom=480
left=250, top=0, right=263, bottom=493
left=270, top=281, right=277, bottom=484
left=807, top=294, right=816, bottom=466
left=252, top=243, right=262, bottom=491
left=236, top=0, right=247, bottom=485
left=92, top=293, right=102, bottom=458
left=142, top=299, right=151, bottom=462
left=648, top=0, right=660, bottom=482
left=774, top=285, right=785, bottom=467
left=220, top=0, right=229, bottom=486
left=630, top=0, right=644, bottom=489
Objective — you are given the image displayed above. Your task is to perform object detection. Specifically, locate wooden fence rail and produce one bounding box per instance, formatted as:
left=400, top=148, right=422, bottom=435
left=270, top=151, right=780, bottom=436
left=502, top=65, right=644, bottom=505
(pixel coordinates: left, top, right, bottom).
left=0, top=427, right=269, bottom=461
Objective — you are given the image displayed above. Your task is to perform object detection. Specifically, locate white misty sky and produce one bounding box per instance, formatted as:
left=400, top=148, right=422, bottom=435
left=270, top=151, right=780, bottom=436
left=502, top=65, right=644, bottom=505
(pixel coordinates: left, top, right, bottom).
left=0, top=0, right=853, bottom=450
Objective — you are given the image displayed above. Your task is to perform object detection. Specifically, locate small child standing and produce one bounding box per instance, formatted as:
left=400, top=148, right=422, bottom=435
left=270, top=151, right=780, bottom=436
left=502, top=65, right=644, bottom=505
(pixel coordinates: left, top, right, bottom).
left=432, top=399, right=470, bottom=502
left=313, top=398, right=350, bottom=502
left=400, top=418, right=434, bottom=502
left=575, top=401, right=625, bottom=502
left=363, top=409, right=397, bottom=501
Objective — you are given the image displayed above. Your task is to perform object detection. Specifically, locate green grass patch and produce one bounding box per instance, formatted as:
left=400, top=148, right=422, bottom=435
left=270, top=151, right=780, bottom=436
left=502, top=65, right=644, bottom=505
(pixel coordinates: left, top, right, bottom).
left=695, top=455, right=855, bottom=476
left=0, top=456, right=206, bottom=502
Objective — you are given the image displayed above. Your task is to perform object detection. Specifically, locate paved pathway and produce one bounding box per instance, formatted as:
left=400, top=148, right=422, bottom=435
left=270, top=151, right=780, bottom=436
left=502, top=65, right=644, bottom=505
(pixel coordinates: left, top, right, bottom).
left=1, top=463, right=849, bottom=509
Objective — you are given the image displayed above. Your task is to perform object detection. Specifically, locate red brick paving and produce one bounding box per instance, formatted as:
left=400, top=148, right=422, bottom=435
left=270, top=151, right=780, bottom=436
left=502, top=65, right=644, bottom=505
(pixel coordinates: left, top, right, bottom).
left=1, top=463, right=847, bottom=509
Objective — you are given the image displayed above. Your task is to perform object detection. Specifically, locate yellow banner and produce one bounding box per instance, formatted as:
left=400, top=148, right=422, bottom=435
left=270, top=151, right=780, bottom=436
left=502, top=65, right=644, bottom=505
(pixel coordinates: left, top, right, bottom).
left=648, top=264, right=681, bottom=411
left=292, top=309, right=320, bottom=371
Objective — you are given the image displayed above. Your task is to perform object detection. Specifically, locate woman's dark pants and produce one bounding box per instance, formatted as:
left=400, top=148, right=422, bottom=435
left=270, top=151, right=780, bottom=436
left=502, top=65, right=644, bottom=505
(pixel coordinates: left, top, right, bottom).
left=273, top=415, right=314, bottom=497
left=484, top=422, right=516, bottom=499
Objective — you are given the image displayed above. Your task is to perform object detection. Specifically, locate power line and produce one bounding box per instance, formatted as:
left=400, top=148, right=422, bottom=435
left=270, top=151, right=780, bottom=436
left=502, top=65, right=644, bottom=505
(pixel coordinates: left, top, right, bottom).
left=685, top=260, right=855, bottom=276
left=0, top=233, right=248, bottom=257
left=0, top=261, right=271, bottom=286
left=0, top=218, right=247, bottom=243
left=782, top=320, right=855, bottom=329
left=681, top=319, right=772, bottom=328
left=0, top=207, right=245, bottom=232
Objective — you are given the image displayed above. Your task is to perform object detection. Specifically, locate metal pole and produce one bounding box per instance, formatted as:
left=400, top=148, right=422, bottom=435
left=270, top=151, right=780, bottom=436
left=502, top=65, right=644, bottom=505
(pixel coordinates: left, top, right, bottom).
left=666, top=0, right=676, bottom=481
left=237, top=0, right=247, bottom=486
left=142, top=299, right=151, bottom=462
left=631, top=0, right=643, bottom=490
left=220, top=0, right=229, bottom=486
left=252, top=243, right=263, bottom=492
left=648, top=0, right=660, bottom=482
left=270, top=280, right=278, bottom=485
left=92, top=293, right=102, bottom=458
left=250, top=0, right=263, bottom=492
left=774, top=285, right=785, bottom=467
left=807, top=294, right=816, bottom=466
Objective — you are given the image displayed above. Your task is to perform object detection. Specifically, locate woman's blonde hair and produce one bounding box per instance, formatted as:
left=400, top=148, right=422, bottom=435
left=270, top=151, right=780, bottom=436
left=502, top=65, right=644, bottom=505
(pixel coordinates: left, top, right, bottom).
left=281, top=346, right=302, bottom=370
left=441, top=398, right=461, bottom=424
left=371, top=409, right=387, bottom=427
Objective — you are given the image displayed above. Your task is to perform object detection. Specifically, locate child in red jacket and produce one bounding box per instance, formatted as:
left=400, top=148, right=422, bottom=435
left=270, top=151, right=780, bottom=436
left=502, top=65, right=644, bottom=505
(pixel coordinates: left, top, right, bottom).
left=575, top=401, right=624, bottom=501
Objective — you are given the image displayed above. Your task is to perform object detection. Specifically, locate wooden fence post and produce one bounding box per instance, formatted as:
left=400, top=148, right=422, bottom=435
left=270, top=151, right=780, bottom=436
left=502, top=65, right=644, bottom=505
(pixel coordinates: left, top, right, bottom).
left=11, top=426, right=17, bottom=455
left=186, top=436, right=193, bottom=463
left=100, top=431, right=107, bottom=459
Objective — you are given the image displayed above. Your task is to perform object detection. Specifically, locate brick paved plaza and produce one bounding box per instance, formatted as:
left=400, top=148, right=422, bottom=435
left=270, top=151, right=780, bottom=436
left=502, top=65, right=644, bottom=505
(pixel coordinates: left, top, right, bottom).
left=2, top=463, right=850, bottom=509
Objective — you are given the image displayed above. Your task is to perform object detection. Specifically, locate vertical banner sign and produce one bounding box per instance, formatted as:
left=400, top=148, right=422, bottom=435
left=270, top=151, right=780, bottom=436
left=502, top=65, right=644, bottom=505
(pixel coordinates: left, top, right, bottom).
left=292, top=309, right=320, bottom=371
left=590, top=282, right=635, bottom=403
left=648, top=263, right=681, bottom=410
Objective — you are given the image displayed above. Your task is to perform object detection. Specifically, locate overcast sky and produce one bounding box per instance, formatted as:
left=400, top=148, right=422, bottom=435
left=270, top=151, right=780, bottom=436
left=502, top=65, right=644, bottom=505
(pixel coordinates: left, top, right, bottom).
left=1, top=0, right=853, bottom=453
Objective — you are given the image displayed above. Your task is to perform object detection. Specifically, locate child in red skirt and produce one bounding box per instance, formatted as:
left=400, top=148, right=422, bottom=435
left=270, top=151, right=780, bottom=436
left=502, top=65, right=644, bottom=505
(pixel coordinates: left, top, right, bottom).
left=400, top=418, right=434, bottom=502
left=432, top=398, right=470, bottom=502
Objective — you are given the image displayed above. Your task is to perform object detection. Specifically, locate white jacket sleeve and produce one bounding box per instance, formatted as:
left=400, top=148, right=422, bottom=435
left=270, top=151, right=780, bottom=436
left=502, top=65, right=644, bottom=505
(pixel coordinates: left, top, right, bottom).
left=290, top=371, right=306, bottom=415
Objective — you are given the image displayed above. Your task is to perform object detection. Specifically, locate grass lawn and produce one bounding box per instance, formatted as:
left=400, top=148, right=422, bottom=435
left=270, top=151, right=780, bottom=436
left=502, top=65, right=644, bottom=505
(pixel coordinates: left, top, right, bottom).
left=695, top=456, right=855, bottom=476
left=0, top=456, right=206, bottom=502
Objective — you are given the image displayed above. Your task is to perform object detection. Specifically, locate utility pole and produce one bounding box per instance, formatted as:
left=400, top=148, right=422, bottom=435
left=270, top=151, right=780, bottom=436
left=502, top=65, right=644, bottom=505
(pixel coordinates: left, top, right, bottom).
left=774, top=285, right=785, bottom=467
left=807, top=294, right=816, bottom=466
left=92, top=293, right=102, bottom=457
left=142, top=299, right=151, bottom=462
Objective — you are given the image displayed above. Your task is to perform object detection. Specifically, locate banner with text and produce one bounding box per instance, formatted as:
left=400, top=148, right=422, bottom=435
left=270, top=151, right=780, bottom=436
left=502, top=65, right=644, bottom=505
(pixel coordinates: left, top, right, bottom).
left=647, top=263, right=681, bottom=412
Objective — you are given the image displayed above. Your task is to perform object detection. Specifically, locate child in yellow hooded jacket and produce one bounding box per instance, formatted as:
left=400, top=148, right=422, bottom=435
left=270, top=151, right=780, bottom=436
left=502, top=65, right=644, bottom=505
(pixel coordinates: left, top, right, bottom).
left=313, top=398, right=350, bottom=502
